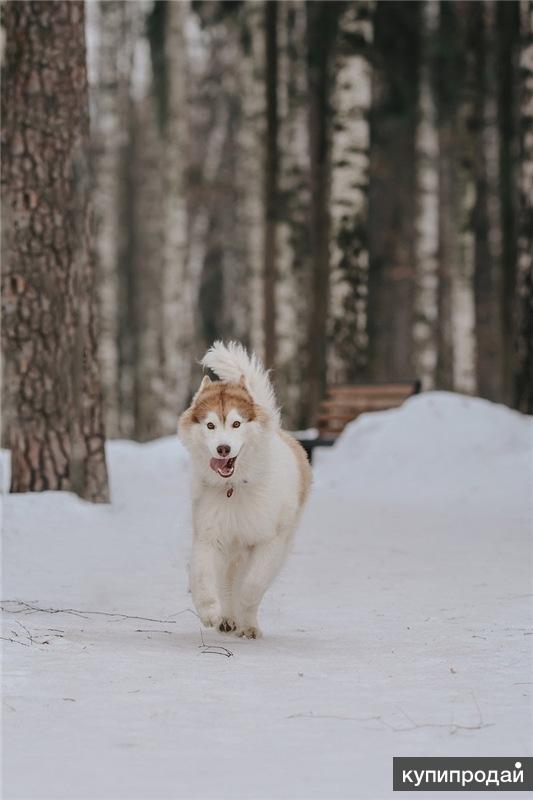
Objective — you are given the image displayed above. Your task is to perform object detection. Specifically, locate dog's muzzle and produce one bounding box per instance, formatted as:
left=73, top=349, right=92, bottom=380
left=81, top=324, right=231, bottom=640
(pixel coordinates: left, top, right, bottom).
left=210, top=455, right=237, bottom=478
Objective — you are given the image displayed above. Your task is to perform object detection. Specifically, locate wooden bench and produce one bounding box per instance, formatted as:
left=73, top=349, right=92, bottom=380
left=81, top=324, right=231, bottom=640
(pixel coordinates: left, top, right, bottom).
left=317, top=381, right=421, bottom=438
left=297, top=380, right=421, bottom=461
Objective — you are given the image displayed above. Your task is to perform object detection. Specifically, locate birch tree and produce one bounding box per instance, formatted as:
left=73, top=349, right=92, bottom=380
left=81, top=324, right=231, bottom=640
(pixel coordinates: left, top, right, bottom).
left=187, top=4, right=250, bottom=360
left=240, top=1, right=266, bottom=359
left=1, top=0, right=109, bottom=501
left=413, top=0, right=439, bottom=391
left=90, top=1, right=133, bottom=437
left=263, top=1, right=279, bottom=371
left=328, top=0, right=373, bottom=385
left=125, top=1, right=167, bottom=441
left=275, top=1, right=312, bottom=427
left=451, top=2, right=477, bottom=396
left=131, top=0, right=189, bottom=439
left=435, top=1, right=477, bottom=395
left=216, top=6, right=253, bottom=349
left=473, top=0, right=506, bottom=402
left=161, top=0, right=189, bottom=425
left=434, top=1, right=458, bottom=390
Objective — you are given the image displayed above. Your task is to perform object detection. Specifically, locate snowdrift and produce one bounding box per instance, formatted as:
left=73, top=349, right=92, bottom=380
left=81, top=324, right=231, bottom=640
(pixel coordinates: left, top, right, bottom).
left=315, top=391, right=532, bottom=505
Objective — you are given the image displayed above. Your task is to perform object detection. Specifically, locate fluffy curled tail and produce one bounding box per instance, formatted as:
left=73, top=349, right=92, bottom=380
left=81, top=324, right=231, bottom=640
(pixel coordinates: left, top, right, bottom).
left=201, top=341, right=281, bottom=427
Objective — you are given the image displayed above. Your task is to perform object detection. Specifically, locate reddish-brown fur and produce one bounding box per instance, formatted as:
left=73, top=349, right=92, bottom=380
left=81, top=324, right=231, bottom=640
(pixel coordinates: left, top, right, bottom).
left=191, top=381, right=257, bottom=423
left=180, top=380, right=312, bottom=508
left=278, top=430, right=313, bottom=507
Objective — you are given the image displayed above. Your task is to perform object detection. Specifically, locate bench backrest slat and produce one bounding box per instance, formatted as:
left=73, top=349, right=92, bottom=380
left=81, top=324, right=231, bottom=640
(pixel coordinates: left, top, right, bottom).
left=317, top=380, right=419, bottom=438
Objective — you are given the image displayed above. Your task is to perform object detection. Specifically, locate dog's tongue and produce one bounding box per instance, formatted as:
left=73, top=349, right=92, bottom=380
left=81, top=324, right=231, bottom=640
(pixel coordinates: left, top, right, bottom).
left=210, top=456, right=229, bottom=472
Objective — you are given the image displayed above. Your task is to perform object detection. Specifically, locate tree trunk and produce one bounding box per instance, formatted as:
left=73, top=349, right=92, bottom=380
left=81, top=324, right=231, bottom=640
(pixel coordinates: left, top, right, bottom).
left=304, top=1, right=339, bottom=425
left=263, top=1, right=279, bottom=372
left=132, top=0, right=189, bottom=440
left=274, top=1, right=312, bottom=428
left=89, top=0, right=133, bottom=438
left=240, top=1, right=266, bottom=358
left=473, top=1, right=506, bottom=402
left=1, top=0, right=109, bottom=502
left=328, top=0, right=374, bottom=385
left=188, top=50, right=229, bottom=358
left=450, top=2, right=477, bottom=396
left=514, top=0, right=533, bottom=413
left=413, top=0, right=439, bottom=391
left=188, top=3, right=251, bottom=361
left=435, top=1, right=477, bottom=395
left=161, top=0, right=189, bottom=424
left=367, top=1, right=420, bottom=382
left=216, top=6, right=252, bottom=349
left=435, top=0, right=458, bottom=391
left=266, top=0, right=311, bottom=428
left=128, top=2, right=166, bottom=442
left=497, top=0, right=521, bottom=405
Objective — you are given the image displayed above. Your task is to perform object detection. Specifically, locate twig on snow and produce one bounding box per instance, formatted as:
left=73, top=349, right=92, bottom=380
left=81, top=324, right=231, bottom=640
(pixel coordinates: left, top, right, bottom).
left=198, top=628, right=233, bottom=658
left=135, top=629, right=173, bottom=634
left=382, top=692, right=493, bottom=734
left=1, top=635, right=29, bottom=647
left=1, top=601, right=89, bottom=620
left=168, top=608, right=199, bottom=619
left=287, top=693, right=493, bottom=735
left=14, top=619, right=43, bottom=645
left=0, top=600, right=179, bottom=625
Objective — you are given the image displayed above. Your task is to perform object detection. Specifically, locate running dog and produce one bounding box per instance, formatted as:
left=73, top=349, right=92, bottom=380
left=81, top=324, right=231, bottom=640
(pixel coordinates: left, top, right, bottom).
left=178, top=341, right=311, bottom=638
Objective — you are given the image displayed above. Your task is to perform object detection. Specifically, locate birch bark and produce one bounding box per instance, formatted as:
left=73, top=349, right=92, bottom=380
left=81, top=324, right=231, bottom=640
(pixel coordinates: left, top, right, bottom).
left=240, top=1, right=266, bottom=359
left=413, top=0, right=439, bottom=390
left=161, top=0, right=189, bottom=424
left=275, top=1, right=312, bottom=427
left=90, top=1, right=133, bottom=437
left=329, top=0, right=373, bottom=384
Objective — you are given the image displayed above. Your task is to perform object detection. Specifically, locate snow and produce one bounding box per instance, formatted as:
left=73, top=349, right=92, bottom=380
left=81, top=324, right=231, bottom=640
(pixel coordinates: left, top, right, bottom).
left=2, top=392, right=532, bottom=800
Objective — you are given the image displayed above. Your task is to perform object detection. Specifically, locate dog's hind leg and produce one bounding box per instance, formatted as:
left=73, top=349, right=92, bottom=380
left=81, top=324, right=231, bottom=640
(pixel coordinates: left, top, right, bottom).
left=235, top=532, right=290, bottom=638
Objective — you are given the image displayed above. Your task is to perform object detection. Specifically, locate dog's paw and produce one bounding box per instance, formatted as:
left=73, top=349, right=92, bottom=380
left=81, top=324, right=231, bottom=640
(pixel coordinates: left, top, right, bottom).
left=218, top=617, right=237, bottom=633
left=237, top=626, right=262, bottom=639
left=198, top=602, right=223, bottom=629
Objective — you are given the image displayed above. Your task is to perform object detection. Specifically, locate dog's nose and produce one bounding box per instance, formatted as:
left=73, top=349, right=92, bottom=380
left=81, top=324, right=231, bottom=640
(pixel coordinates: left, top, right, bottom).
left=217, top=444, right=231, bottom=457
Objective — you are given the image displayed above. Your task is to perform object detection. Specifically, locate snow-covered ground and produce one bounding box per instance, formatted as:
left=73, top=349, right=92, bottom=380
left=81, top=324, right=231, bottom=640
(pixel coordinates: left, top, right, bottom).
left=2, top=393, right=532, bottom=800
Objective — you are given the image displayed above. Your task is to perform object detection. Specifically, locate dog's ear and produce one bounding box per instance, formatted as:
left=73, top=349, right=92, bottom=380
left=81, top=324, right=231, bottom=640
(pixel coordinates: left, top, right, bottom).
left=199, top=375, right=212, bottom=392
left=191, top=374, right=211, bottom=404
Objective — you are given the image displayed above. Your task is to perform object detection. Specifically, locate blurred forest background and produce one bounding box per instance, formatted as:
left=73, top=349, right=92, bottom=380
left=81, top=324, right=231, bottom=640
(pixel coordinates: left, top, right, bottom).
left=1, top=0, right=532, bottom=502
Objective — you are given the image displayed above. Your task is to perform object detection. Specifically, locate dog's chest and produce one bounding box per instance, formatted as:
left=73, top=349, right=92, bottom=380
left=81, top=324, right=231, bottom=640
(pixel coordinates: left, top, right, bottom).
left=195, top=483, right=277, bottom=546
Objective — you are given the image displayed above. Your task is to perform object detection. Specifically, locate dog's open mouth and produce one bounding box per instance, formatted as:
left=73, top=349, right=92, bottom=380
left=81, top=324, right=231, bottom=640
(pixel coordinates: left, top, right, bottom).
left=209, top=456, right=237, bottom=478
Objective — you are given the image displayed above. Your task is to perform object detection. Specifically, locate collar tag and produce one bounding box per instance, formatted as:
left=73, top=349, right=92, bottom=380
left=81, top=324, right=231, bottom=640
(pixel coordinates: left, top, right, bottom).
left=227, top=487, right=233, bottom=498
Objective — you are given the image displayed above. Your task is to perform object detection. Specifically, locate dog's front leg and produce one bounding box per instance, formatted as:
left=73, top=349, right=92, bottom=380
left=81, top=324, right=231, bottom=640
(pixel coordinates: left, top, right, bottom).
left=190, top=537, right=226, bottom=629
left=236, top=533, right=289, bottom=639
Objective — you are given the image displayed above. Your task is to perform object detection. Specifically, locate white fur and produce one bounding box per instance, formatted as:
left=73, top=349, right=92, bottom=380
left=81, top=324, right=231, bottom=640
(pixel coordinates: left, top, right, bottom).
left=179, top=343, right=307, bottom=638
left=202, top=340, right=281, bottom=426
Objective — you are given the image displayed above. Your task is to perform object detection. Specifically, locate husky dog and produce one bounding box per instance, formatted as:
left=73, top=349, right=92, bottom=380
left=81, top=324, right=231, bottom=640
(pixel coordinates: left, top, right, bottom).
left=178, top=341, right=312, bottom=639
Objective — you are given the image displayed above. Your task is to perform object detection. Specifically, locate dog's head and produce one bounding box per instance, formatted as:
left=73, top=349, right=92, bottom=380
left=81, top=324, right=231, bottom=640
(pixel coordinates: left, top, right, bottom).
left=178, top=376, right=267, bottom=481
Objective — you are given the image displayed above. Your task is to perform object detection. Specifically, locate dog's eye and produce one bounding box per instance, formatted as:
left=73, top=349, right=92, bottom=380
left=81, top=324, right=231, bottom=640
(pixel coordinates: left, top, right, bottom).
left=207, top=422, right=215, bottom=430
left=232, top=421, right=241, bottom=428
